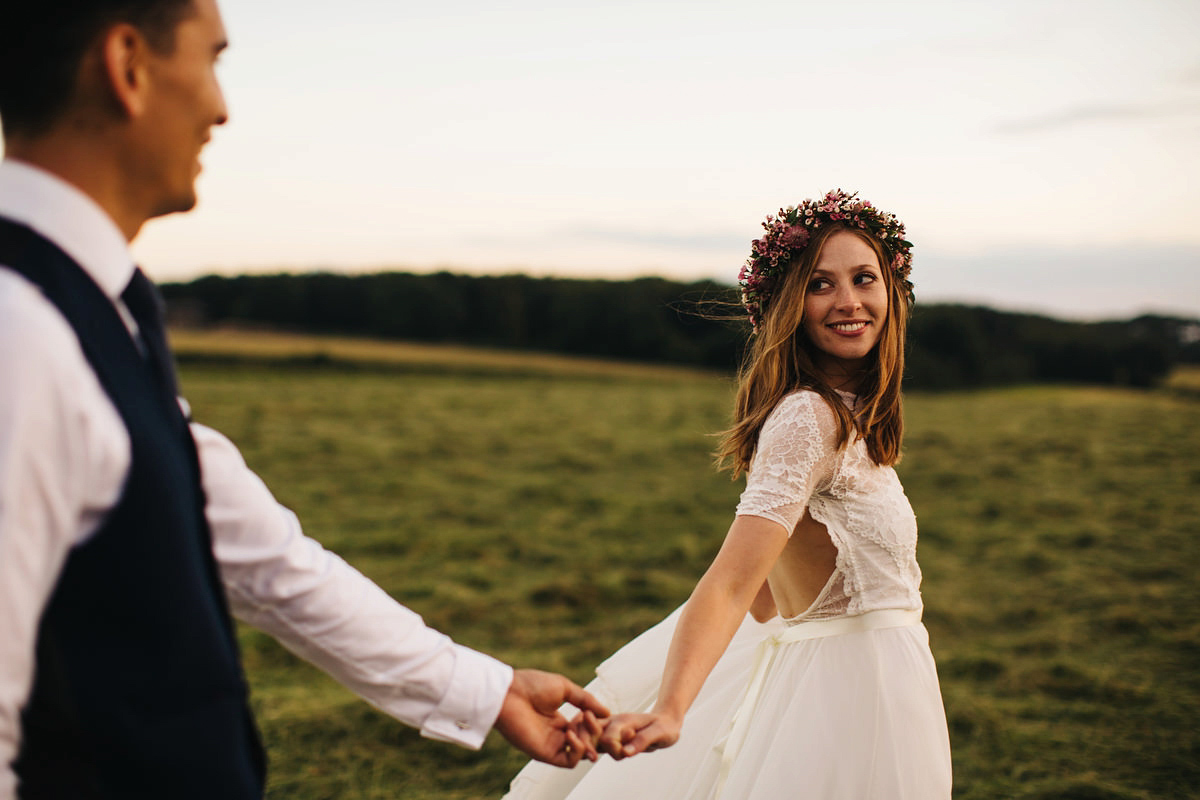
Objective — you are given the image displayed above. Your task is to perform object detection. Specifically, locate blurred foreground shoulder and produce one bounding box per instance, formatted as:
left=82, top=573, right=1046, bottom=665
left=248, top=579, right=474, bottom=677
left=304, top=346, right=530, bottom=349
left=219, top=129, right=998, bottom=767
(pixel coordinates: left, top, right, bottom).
left=0, top=270, right=93, bottom=396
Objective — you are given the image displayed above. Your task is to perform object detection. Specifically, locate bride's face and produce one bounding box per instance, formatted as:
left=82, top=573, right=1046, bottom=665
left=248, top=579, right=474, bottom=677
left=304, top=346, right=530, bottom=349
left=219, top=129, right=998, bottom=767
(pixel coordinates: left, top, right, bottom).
left=801, top=230, right=888, bottom=374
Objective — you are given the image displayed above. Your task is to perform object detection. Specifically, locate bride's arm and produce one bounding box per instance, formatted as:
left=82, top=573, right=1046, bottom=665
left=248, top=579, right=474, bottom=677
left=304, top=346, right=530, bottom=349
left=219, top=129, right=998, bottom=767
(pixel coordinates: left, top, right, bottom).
left=597, top=515, right=788, bottom=759
left=595, top=392, right=837, bottom=759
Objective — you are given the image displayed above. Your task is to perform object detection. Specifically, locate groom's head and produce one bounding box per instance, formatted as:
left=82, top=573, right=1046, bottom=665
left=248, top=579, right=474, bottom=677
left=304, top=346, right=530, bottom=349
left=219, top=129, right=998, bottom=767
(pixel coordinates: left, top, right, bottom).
left=0, top=0, right=229, bottom=224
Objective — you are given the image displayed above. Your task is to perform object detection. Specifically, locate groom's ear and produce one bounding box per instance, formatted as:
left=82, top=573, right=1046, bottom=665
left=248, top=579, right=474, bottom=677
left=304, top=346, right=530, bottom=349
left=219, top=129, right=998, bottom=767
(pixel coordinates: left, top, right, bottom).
left=97, top=24, right=155, bottom=121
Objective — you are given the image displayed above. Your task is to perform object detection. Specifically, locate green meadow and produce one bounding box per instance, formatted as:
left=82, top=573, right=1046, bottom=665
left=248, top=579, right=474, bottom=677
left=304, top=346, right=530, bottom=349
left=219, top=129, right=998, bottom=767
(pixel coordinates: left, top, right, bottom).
left=176, top=334, right=1200, bottom=800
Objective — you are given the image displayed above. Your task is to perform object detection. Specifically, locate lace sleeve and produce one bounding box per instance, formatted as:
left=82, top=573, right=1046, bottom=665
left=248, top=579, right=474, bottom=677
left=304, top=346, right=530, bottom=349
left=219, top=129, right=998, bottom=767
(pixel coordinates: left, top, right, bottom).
left=735, top=391, right=840, bottom=535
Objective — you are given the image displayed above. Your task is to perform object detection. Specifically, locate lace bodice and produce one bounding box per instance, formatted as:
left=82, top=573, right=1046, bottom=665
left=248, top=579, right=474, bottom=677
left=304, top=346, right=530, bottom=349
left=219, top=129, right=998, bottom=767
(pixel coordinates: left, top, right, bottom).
left=735, top=390, right=922, bottom=622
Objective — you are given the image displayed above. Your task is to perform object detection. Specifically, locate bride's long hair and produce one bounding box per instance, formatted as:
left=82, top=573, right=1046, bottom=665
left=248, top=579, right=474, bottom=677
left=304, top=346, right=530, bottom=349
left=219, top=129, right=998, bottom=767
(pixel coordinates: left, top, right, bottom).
left=716, top=223, right=909, bottom=476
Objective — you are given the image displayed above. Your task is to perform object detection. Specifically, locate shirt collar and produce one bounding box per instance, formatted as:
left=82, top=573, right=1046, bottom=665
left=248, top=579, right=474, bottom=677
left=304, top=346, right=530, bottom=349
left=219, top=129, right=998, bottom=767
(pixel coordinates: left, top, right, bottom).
left=0, top=158, right=136, bottom=301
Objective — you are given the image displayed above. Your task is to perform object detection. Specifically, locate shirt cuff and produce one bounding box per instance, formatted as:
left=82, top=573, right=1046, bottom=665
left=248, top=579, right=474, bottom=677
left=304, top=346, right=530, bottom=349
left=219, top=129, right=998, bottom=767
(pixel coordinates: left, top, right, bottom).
left=419, top=646, right=514, bottom=749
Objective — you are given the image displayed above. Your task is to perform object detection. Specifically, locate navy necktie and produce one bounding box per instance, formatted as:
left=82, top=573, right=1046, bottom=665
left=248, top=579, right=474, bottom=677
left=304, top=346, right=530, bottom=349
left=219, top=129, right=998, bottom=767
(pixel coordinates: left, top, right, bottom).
left=121, top=267, right=180, bottom=398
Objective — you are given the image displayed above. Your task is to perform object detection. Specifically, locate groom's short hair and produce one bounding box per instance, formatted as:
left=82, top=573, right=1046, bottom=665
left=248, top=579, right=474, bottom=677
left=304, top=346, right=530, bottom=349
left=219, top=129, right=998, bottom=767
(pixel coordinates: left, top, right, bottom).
left=0, top=0, right=196, bottom=139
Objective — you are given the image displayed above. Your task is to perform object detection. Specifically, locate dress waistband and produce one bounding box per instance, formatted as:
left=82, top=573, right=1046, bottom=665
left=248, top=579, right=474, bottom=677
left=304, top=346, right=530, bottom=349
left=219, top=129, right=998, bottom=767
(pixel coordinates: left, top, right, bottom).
left=715, top=608, right=923, bottom=797
left=779, top=607, right=923, bottom=640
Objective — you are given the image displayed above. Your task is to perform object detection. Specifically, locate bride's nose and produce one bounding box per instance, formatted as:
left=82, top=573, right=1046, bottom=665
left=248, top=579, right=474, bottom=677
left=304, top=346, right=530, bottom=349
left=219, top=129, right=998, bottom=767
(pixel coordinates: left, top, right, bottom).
left=833, top=284, right=861, bottom=312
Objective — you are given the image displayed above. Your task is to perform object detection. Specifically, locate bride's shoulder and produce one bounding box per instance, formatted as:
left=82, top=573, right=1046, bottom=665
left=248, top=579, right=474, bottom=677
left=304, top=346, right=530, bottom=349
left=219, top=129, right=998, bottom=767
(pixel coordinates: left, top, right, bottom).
left=763, top=389, right=839, bottom=433
left=772, top=389, right=837, bottom=417
left=752, top=390, right=842, bottom=466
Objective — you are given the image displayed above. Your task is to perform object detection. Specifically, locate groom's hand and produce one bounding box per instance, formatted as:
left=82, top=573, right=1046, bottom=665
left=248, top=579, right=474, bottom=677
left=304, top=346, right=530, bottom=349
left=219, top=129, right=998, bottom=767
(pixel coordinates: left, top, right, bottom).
left=494, top=669, right=609, bottom=768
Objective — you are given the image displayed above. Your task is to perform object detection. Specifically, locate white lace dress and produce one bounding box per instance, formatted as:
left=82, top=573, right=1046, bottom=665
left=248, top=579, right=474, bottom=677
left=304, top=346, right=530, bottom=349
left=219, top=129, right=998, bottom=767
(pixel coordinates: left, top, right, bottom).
left=505, top=390, right=951, bottom=799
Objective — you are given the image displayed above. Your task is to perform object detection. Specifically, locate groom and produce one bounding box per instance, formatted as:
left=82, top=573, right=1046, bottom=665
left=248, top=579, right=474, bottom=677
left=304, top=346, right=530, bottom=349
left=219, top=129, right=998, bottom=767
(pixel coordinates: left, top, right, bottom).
left=0, top=1, right=605, bottom=798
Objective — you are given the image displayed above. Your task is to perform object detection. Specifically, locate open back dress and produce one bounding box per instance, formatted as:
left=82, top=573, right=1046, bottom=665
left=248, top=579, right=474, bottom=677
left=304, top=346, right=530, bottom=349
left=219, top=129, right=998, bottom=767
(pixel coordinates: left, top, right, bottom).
left=504, top=390, right=952, bottom=799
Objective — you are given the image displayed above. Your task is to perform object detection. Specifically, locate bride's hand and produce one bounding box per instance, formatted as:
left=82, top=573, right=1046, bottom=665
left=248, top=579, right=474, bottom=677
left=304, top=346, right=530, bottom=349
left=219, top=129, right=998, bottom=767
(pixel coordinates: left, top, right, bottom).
left=597, top=711, right=682, bottom=760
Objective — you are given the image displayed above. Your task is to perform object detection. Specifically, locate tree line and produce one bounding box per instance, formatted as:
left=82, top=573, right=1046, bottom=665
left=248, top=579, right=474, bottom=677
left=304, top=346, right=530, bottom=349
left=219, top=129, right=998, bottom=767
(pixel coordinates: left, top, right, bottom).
left=162, top=271, right=1198, bottom=389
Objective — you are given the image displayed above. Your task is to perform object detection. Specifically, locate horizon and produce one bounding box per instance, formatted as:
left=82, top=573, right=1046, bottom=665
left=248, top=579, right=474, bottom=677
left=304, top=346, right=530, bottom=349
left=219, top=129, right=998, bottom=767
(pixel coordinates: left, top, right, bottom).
left=161, top=264, right=1200, bottom=326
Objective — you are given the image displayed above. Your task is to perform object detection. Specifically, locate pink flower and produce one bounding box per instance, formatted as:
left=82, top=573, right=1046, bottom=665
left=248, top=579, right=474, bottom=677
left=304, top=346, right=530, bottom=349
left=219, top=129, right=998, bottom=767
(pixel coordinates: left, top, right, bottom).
left=779, top=224, right=809, bottom=248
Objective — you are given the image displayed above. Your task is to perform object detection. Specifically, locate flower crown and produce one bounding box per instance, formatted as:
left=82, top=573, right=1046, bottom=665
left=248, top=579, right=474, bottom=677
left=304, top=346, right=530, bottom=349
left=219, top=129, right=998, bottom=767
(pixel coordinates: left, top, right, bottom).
left=738, top=189, right=914, bottom=332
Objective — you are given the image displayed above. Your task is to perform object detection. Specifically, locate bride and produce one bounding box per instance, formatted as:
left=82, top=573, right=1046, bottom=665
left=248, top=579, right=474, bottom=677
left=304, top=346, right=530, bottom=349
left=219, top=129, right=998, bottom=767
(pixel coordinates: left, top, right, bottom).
left=506, top=190, right=952, bottom=799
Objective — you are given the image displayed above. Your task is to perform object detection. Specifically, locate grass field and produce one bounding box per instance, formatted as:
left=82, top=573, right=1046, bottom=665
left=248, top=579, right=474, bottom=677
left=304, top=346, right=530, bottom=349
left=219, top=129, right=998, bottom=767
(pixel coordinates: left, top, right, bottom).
left=175, top=330, right=1200, bottom=800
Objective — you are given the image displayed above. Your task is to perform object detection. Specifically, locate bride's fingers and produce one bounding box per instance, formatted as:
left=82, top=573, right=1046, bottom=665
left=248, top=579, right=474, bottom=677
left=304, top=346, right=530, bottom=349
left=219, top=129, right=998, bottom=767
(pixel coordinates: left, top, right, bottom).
left=597, top=713, right=655, bottom=760
left=597, top=717, right=634, bottom=759
left=622, top=722, right=671, bottom=757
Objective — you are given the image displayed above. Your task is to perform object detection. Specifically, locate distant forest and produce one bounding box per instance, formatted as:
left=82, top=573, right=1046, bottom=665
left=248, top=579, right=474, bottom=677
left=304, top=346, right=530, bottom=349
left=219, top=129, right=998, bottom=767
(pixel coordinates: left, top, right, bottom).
left=162, top=271, right=1200, bottom=389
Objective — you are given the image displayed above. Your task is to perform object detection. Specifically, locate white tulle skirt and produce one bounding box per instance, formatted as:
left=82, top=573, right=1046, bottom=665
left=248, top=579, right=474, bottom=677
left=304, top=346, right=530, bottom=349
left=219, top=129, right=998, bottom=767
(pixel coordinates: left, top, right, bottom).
left=504, top=605, right=951, bottom=800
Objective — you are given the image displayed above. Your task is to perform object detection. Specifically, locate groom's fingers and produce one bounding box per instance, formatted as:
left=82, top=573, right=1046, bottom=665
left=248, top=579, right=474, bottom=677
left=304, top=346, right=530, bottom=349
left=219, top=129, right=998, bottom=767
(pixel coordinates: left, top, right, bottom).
left=517, top=669, right=608, bottom=719
left=532, top=724, right=579, bottom=769
left=559, top=680, right=610, bottom=719
left=582, top=710, right=606, bottom=744
left=564, top=726, right=596, bottom=763
left=499, top=670, right=612, bottom=767
left=558, top=732, right=582, bottom=768
left=567, top=712, right=600, bottom=761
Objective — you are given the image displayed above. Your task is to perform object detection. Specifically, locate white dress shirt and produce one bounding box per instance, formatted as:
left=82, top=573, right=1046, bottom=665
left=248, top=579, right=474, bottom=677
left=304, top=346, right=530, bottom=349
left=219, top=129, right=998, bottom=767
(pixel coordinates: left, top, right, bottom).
left=0, top=159, right=512, bottom=797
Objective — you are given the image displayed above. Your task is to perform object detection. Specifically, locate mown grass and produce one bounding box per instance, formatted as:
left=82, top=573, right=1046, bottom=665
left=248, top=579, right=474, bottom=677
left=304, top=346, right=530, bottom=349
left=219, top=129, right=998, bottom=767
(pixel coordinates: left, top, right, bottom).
left=1165, top=364, right=1200, bottom=396
left=176, top=333, right=1199, bottom=800
left=171, top=327, right=715, bottom=380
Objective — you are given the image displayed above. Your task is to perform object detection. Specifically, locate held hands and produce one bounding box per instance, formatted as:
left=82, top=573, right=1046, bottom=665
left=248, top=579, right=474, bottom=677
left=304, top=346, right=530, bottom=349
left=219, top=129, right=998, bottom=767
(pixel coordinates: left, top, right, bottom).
left=569, top=709, right=683, bottom=761
left=494, top=669, right=610, bottom=768
left=495, top=668, right=680, bottom=769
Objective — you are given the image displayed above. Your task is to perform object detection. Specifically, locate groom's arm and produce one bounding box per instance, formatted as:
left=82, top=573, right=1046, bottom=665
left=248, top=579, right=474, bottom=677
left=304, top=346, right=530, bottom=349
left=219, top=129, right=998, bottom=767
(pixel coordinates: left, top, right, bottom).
left=193, top=422, right=605, bottom=764
left=193, top=421, right=512, bottom=747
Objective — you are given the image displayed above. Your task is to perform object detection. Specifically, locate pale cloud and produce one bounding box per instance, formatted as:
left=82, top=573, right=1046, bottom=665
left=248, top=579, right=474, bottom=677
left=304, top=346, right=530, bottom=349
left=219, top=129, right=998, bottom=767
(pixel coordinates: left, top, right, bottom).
left=554, top=227, right=747, bottom=252
left=994, top=100, right=1200, bottom=135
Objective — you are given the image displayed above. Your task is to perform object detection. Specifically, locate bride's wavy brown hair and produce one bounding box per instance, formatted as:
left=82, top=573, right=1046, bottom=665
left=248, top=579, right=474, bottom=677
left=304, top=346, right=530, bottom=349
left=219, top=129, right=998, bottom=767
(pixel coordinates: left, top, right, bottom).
left=716, top=224, right=909, bottom=476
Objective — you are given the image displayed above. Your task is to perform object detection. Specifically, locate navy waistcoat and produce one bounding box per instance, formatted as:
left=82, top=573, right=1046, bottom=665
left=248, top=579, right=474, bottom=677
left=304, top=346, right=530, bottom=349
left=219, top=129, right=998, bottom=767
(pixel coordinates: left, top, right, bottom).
left=0, top=219, right=266, bottom=799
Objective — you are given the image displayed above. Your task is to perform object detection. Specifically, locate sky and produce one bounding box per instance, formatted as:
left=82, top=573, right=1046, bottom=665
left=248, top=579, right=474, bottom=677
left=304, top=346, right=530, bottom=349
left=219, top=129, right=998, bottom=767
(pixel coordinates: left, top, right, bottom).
left=12, top=0, right=1200, bottom=320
